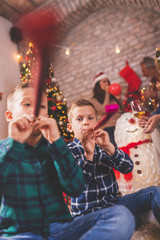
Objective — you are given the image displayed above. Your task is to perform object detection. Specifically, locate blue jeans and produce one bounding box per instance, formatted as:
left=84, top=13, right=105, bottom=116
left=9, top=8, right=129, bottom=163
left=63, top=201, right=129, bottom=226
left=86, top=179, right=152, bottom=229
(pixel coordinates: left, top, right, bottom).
left=1, top=205, right=135, bottom=240
left=117, top=186, right=160, bottom=225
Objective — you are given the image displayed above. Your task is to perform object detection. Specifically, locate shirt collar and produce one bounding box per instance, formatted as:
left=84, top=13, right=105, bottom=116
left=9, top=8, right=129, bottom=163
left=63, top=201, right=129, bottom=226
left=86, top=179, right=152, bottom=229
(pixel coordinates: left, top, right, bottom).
left=25, top=136, right=47, bottom=149
left=73, top=137, right=81, bottom=144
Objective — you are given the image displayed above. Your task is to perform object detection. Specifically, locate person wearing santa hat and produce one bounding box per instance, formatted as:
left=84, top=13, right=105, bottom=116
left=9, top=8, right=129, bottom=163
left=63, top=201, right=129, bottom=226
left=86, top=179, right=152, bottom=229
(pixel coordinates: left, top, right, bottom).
left=90, top=72, right=123, bottom=146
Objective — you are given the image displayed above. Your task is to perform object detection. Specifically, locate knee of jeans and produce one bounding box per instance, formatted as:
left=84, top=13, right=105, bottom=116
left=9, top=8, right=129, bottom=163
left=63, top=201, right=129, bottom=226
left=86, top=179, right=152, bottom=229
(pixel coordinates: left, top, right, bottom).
left=117, top=206, right=135, bottom=232
left=113, top=206, right=135, bottom=238
left=114, top=206, right=135, bottom=225
left=150, top=186, right=160, bottom=197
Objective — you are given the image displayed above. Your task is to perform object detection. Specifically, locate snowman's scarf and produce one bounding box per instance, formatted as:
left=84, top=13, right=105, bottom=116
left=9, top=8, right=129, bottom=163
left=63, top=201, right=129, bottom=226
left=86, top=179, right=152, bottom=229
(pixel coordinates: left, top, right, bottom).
left=113, top=139, right=152, bottom=185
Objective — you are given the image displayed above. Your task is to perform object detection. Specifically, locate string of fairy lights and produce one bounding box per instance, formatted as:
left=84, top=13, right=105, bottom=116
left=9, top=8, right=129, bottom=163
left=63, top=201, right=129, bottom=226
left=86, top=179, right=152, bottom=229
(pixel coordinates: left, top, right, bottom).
left=62, top=44, right=120, bottom=56
left=17, top=44, right=120, bottom=59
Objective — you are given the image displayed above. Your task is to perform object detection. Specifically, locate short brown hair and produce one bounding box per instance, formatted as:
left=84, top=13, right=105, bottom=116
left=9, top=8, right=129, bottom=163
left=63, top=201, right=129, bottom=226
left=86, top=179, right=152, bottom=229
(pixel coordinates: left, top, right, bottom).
left=68, top=99, right=97, bottom=123
left=7, top=81, right=46, bottom=110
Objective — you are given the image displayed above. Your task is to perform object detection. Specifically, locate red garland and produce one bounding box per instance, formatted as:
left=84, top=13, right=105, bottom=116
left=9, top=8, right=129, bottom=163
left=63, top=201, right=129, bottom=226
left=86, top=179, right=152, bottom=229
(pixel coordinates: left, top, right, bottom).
left=113, top=139, right=152, bottom=182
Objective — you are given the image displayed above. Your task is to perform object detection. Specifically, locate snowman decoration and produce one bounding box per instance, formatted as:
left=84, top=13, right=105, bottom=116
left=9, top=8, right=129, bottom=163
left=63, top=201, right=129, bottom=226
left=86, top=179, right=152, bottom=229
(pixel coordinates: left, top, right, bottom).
left=114, top=112, right=159, bottom=195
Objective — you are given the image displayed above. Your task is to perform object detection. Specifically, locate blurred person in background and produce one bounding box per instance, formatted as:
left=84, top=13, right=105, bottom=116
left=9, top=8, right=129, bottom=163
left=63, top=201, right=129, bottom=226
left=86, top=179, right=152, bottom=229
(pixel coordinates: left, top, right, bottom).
left=90, top=72, right=123, bottom=146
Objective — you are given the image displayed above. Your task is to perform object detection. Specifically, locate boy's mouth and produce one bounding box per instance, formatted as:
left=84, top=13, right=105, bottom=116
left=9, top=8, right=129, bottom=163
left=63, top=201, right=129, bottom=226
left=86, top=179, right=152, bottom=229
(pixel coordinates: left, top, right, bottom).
left=82, top=128, right=88, bottom=132
left=82, top=127, right=94, bottom=132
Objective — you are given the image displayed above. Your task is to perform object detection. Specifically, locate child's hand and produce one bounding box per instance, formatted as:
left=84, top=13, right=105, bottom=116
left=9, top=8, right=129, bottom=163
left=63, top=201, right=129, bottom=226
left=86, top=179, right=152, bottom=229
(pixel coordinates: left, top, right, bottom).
left=8, top=115, right=35, bottom=143
left=95, top=129, right=115, bottom=156
left=105, top=85, right=109, bottom=93
left=81, top=129, right=95, bottom=161
left=34, top=117, right=60, bottom=144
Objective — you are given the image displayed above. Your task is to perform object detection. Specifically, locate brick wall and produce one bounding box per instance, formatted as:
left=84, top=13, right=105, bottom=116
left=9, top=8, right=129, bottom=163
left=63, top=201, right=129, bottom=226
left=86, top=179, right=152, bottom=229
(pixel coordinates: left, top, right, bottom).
left=53, top=6, right=160, bottom=106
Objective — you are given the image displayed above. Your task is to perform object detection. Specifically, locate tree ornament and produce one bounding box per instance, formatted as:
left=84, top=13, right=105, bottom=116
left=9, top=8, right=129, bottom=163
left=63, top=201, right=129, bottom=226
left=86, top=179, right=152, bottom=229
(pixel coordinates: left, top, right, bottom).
left=46, top=88, right=50, bottom=93
left=51, top=77, right=56, bottom=82
left=56, top=95, right=62, bottom=101
left=45, top=79, right=51, bottom=85
left=59, top=121, right=63, bottom=125
left=51, top=106, right=57, bottom=111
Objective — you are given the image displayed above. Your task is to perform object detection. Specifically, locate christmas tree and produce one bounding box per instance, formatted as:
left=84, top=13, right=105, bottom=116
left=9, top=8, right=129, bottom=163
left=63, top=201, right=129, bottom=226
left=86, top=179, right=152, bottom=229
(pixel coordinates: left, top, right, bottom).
left=45, top=65, right=74, bottom=143
left=20, top=42, right=38, bottom=83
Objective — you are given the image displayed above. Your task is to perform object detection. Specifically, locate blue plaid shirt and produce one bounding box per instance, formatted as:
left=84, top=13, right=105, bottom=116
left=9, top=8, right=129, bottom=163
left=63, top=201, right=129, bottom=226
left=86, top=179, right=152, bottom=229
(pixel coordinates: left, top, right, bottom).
left=68, top=138, right=134, bottom=216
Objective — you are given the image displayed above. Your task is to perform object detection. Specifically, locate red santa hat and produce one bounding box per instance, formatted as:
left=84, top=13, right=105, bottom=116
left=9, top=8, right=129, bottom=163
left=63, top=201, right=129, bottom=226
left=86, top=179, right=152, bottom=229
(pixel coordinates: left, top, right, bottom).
left=93, top=72, right=107, bottom=85
left=119, top=61, right=141, bottom=92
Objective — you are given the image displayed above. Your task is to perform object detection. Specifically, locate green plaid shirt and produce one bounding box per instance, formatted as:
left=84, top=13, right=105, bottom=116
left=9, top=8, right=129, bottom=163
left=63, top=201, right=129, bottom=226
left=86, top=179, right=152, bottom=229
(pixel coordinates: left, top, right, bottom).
left=0, top=136, right=85, bottom=237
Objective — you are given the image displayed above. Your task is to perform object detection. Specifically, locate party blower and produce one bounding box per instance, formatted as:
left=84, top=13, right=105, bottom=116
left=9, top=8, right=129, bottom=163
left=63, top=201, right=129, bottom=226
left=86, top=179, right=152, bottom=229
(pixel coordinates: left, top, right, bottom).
left=17, top=8, right=60, bottom=117
left=94, top=104, right=119, bottom=130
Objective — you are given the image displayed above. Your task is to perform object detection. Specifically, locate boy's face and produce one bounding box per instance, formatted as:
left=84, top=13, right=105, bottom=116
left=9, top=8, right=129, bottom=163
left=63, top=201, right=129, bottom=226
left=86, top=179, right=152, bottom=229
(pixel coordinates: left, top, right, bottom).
left=6, top=88, right=48, bottom=134
left=68, top=105, right=97, bottom=140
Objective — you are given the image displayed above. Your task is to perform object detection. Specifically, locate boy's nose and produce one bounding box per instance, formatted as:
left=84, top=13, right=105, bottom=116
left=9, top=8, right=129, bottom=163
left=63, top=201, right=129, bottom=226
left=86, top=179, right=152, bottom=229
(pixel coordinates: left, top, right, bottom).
left=29, top=107, right=34, bottom=114
left=83, top=120, right=89, bottom=125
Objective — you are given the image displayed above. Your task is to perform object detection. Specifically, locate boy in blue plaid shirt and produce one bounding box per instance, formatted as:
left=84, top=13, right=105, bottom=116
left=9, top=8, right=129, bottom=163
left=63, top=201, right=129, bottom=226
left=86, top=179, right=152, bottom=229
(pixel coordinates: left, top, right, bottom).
left=0, top=83, right=135, bottom=240
left=67, top=99, right=160, bottom=227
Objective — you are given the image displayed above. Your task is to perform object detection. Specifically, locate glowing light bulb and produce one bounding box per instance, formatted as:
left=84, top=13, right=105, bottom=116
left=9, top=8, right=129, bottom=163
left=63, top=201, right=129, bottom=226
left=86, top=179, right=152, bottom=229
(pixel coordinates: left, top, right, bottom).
left=65, top=48, right=70, bottom=55
left=115, top=45, right=120, bottom=54
left=17, top=54, right=21, bottom=59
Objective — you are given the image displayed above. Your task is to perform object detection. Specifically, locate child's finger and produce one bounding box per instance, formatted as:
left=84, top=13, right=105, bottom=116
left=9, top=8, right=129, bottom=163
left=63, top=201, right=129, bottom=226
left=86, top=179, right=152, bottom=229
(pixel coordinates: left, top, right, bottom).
left=15, top=117, right=32, bottom=130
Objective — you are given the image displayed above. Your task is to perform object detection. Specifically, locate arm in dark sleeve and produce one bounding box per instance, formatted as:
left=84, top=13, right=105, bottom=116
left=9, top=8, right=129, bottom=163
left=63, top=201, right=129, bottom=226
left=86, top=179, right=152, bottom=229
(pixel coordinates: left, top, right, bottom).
left=48, top=137, right=85, bottom=197
left=0, top=138, right=25, bottom=204
left=110, top=147, right=134, bottom=173
left=68, top=143, right=95, bottom=183
left=151, top=103, right=160, bottom=116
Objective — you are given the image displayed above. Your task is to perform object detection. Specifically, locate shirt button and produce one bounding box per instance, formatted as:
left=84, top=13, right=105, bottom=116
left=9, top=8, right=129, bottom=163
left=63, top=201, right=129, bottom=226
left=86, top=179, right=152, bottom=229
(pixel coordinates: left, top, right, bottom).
left=6, top=145, right=10, bottom=149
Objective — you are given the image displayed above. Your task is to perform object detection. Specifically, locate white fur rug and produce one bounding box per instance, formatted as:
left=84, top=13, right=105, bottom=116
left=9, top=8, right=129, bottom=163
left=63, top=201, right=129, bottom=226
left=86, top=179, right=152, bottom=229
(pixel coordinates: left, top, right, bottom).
left=131, top=222, right=160, bottom=240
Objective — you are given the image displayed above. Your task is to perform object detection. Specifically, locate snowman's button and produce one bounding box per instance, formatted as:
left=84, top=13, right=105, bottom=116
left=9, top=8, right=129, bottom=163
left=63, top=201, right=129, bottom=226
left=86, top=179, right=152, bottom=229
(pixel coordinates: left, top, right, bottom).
left=135, top=161, right=140, bottom=165
left=137, top=170, right=142, bottom=174
left=134, top=154, right=139, bottom=157
left=134, top=146, right=138, bottom=149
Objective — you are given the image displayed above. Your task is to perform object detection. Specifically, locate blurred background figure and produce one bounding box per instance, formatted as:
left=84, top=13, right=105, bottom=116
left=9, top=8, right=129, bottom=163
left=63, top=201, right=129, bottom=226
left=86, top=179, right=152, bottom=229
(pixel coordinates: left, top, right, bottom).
left=140, top=57, right=159, bottom=102
left=155, top=48, right=160, bottom=94
left=90, top=72, right=123, bottom=146
left=138, top=50, right=160, bottom=181
left=140, top=57, right=158, bottom=89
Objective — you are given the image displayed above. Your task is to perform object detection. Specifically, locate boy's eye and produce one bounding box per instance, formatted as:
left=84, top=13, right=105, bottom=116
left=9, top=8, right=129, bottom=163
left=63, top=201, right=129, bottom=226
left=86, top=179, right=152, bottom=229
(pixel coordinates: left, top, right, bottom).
left=77, top=117, right=82, bottom=121
left=40, top=105, right=46, bottom=109
left=23, top=103, right=31, bottom=107
left=88, top=116, right=94, bottom=120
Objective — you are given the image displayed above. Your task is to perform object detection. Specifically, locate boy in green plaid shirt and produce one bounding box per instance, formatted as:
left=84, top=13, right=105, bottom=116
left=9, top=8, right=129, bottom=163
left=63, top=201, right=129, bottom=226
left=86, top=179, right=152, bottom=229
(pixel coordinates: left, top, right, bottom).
left=0, top=82, right=135, bottom=240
